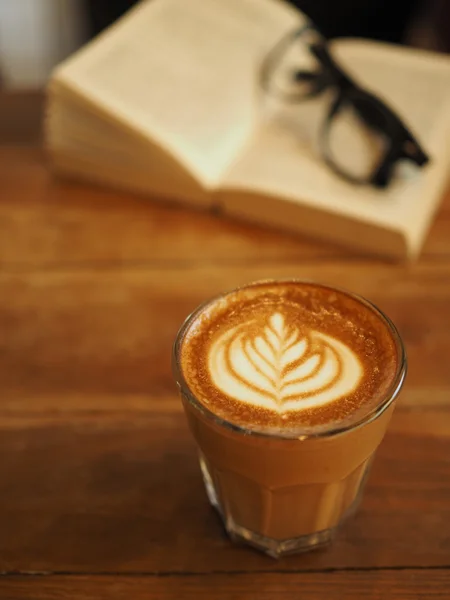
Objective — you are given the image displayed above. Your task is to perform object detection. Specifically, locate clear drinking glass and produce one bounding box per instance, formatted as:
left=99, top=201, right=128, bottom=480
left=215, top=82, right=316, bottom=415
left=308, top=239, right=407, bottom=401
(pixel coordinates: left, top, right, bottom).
left=173, top=283, right=406, bottom=558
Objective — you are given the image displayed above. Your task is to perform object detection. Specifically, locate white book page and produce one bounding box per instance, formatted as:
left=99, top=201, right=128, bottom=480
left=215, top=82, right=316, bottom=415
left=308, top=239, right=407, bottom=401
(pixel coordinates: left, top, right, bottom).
left=221, top=40, right=450, bottom=235
left=52, top=0, right=303, bottom=187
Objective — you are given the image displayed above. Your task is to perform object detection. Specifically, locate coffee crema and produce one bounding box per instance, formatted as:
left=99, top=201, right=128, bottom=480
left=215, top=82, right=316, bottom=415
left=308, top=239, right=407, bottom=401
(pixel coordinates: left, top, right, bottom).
left=179, top=281, right=399, bottom=432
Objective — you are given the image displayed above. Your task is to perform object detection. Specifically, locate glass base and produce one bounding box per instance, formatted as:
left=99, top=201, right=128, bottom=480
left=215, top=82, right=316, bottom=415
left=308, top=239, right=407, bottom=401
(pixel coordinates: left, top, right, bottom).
left=225, top=517, right=335, bottom=558
left=199, top=453, right=338, bottom=557
left=198, top=452, right=369, bottom=558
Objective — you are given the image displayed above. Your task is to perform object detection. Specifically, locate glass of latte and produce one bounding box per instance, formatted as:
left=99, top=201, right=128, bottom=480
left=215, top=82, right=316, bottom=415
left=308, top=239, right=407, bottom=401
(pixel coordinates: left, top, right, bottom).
left=173, top=281, right=406, bottom=557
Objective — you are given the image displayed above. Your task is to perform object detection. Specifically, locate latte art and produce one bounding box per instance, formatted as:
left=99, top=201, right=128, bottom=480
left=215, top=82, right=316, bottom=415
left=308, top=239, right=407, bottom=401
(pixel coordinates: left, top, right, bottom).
left=179, top=281, right=401, bottom=430
left=208, top=313, right=363, bottom=412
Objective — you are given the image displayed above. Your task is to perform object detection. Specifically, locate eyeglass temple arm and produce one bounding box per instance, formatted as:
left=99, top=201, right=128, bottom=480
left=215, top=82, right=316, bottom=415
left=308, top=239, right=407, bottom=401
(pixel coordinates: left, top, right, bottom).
left=259, top=24, right=313, bottom=95
left=402, top=134, right=429, bottom=166
left=310, top=44, right=356, bottom=90
left=373, top=135, right=430, bottom=188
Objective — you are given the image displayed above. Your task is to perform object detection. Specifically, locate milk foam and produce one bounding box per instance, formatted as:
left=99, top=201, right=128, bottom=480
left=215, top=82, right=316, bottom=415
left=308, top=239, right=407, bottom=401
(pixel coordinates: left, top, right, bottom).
left=208, top=312, right=363, bottom=412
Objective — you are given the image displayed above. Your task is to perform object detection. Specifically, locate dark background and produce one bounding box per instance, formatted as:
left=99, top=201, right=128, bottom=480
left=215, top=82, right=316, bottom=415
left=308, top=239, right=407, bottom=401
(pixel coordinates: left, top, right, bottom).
left=85, top=0, right=428, bottom=44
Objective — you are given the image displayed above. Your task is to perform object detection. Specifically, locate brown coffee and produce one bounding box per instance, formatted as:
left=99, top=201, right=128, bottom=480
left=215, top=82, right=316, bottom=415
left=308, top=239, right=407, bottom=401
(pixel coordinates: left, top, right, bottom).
left=174, top=281, right=405, bottom=556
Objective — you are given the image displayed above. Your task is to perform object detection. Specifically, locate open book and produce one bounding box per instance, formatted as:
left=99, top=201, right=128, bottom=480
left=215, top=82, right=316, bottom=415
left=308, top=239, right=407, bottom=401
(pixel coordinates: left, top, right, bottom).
left=46, top=0, right=450, bottom=259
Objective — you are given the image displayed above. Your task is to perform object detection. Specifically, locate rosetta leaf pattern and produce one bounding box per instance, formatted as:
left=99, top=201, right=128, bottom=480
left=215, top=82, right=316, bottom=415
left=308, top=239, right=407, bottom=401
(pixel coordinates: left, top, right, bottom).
left=209, top=312, right=362, bottom=411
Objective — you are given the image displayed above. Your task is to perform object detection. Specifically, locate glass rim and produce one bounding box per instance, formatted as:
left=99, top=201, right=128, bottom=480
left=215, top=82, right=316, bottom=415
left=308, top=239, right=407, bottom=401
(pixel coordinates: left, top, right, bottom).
left=172, top=279, right=407, bottom=441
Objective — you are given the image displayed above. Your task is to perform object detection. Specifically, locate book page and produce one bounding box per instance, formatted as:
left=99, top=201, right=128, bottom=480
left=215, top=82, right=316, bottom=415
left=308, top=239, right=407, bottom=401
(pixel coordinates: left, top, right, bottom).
left=47, top=97, right=207, bottom=205
left=220, top=40, right=450, bottom=247
left=52, top=0, right=303, bottom=188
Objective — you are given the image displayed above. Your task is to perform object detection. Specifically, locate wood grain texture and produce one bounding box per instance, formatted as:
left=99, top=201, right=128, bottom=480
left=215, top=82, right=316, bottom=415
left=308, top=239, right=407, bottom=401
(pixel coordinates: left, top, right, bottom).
left=1, top=132, right=450, bottom=597
left=0, top=407, right=449, bottom=573
left=0, top=92, right=44, bottom=143
left=1, top=263, right=450, bottom=400
left=0, top=571, right=449, bottom=600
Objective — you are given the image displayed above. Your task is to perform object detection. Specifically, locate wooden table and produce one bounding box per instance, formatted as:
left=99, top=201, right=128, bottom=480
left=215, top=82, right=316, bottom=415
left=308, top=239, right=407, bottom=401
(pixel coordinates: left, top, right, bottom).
left=1, top=96, right=450, bottom=599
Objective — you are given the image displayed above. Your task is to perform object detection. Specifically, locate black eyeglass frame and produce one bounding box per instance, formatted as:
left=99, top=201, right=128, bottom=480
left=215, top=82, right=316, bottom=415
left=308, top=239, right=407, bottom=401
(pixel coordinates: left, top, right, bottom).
left=260, top=24, right=430, bottom=188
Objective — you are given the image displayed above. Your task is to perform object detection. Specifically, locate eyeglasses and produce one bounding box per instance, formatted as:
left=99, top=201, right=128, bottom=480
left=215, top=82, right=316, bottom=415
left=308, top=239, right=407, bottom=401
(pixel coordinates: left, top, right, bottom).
left=260, top=24, right=430, bottom=188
